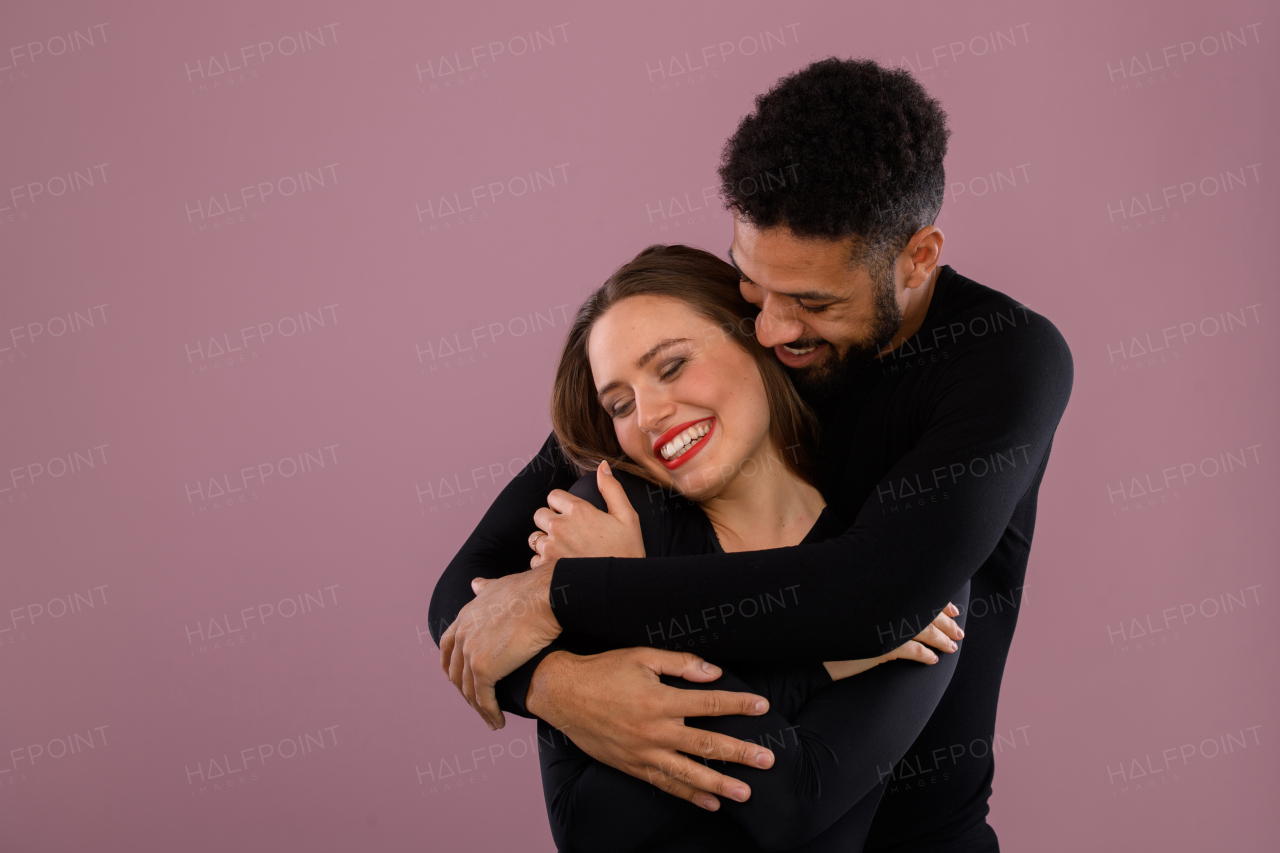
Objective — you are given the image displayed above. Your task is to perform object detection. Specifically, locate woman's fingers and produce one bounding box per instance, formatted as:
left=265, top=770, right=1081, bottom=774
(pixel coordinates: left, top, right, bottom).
left=913, top=622, right=959, bottom=653
left=932, top=607, right=964, bottom=641
left=532, top=506, right=558, bottom=534
left=892, top=640, right=939, bottom=665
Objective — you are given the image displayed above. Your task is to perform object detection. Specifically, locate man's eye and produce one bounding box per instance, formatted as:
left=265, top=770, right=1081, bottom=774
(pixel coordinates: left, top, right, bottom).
left=798, top=303, right=831, bottom=314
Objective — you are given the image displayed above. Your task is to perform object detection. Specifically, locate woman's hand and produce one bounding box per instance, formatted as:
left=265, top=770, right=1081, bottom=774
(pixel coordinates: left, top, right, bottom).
left=824, top=602, right=964, bottom=680
left=529, top=461, right=646, bottom=568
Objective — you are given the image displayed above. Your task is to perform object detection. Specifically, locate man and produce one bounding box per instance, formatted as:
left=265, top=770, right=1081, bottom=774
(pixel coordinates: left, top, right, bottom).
left=431, top=57, right=1072, bottom=851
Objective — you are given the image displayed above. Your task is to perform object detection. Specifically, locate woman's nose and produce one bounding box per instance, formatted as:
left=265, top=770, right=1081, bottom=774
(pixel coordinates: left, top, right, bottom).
left=635, top=390, right=676, bottom=434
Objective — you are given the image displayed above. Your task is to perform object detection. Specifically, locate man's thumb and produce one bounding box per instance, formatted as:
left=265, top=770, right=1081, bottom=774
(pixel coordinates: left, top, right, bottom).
left=596, top=460, right=636, bottom=518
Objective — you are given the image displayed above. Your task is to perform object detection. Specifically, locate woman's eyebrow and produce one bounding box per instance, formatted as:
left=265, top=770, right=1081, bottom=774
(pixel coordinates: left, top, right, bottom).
left=595, top=338, right=692, bottom=401
left=635, top=337, right=690, bottom=368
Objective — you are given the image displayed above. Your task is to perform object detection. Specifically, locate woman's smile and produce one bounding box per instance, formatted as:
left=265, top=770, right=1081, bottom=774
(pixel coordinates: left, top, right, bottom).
left=654, top=417, right=716, bottom=470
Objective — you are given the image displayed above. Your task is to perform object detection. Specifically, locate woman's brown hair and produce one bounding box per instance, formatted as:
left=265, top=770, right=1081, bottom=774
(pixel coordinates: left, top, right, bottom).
left=551, top=244, right=821, bottom=488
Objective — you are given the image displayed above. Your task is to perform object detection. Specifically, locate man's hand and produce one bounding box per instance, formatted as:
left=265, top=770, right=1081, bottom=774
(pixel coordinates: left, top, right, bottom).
left=530, top=461, right=645, bottom=568
left=439, top=565, right=562, bottom=730
left=527, top=647, right=775, bottom=812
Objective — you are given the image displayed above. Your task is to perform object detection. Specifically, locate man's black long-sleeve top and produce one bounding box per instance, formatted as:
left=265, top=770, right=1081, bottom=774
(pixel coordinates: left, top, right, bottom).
left=428, top=264, right=1073, bottom=849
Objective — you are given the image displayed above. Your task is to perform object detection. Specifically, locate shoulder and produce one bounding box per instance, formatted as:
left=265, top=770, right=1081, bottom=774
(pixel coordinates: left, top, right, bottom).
left=567, top=468, right=669, bottom=514
left=567, top=468, right=708, bottom=557
left=567, top=467, right=669, bottom=535
left=913, top=269, right=1073, bottom=406
left=938, top=268, right=1072, bottom=374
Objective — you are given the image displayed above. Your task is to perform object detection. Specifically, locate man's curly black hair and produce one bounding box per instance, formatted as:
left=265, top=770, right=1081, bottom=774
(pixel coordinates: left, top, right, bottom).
left=719, top=57, right=950, bottom=268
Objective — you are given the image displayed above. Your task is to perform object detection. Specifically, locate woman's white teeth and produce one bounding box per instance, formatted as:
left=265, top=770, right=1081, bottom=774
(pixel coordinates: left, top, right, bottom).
left=661, top=422, right=710, bottom=460
left=783, top=344, right=817, bottom=355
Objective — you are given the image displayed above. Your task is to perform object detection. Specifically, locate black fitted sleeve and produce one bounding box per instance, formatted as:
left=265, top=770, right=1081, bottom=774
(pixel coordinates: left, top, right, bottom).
left=550, top=314, right=1072, bottom=660
left=426, top=432, right=581, bottom=718
left=543, top=588, right=969, bottom=853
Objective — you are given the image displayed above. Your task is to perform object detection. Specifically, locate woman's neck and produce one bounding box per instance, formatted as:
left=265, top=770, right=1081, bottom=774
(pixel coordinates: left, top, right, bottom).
left=698, top=450, right=826, bottom=552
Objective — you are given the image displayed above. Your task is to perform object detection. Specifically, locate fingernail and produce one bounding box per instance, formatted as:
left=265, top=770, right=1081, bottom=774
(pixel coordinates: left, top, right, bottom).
left=957, top=629, right=964, bottom=639
left=753, top=699, right=768, bottom=713
left=949, top=641, right=957, bottom=651
left=601, top=460, right=612, bottom=474
left=701, top=661, right=720, bottom=675
left=755, top=752, right=773, bottom=768
left=696, top=795, right=718, bottom=811
left=730, top=787, right=749, bottom=802
left=929, top=653, right=939, bottom=663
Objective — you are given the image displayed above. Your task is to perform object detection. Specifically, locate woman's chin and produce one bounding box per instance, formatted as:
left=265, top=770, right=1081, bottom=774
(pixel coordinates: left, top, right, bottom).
left=667, top=458, right=728, bottom=501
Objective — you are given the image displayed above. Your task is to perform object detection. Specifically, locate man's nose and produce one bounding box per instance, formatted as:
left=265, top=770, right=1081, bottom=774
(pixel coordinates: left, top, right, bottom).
left=755, top=294, right=805, bottom=348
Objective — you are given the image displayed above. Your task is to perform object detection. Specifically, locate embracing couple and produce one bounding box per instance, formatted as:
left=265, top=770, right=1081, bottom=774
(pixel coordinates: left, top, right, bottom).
left=430, top=57, right=1072, bottom=852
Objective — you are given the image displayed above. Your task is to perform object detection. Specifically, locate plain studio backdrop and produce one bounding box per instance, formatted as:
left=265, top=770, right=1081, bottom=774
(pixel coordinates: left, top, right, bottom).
left=1, top=0, right=1276, bottom=850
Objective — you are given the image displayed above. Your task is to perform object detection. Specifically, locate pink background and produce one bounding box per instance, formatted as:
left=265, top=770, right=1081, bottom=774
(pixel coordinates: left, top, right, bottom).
left=2, top=0, right=1277, bottom=850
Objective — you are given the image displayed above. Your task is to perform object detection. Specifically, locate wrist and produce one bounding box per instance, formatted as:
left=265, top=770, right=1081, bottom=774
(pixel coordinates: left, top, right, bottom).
left=525, top=649, right=573, bottom=722
left=532, top=562, right=564, bottom=632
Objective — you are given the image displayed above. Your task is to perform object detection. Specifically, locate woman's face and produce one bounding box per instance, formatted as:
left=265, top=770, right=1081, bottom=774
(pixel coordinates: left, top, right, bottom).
left=588, top=294, right=775, bottom=500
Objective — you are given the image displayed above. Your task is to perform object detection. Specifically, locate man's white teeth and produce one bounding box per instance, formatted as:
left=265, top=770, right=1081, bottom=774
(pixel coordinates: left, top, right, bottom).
left=783, top=344, right=817, bottom=355
left=661, top=421, right=711, bottom=460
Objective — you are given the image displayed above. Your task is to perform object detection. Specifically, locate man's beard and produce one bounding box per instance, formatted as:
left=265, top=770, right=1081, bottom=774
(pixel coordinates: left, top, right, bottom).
left=786, top=262, right=902, bottom=404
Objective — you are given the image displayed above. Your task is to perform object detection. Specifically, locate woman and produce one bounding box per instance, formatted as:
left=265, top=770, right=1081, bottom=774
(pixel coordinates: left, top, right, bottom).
left=530, top=245, right=969, bottom=852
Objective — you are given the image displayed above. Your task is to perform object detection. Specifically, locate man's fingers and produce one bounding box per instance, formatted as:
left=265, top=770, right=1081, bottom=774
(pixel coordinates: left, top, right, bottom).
left=678, top=688, right=770, bottom=719
left=439, top=622, right=457, bottom=676
left=648, top=751, right=751, bottom=804
left=639, top=649, right=725, bottom=683
left=448, top=639, right=467, bottom=692
left=460, top=658, right=497, bottom=730
left=596, top=460, right=638, bottom=519
left=642, top=761, right=723, bottom=811
left=476, top=681, right=505, bottom=731
left=914, top=624, right=959, bottom=653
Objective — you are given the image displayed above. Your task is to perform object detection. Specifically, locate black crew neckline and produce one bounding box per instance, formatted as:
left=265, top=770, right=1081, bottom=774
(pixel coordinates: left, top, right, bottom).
left=710, top=505, right=839, bottom=553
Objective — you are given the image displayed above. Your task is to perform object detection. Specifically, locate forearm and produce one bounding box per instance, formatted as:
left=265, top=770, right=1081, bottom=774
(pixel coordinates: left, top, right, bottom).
left=695, top=583, right=970, bottom=848
left=539, top=722, right=698, bottom=853
left=428, top=432, right=578, bottom=717
left=540, top=660, right=829, bottom=853
left=552, top=329, right=1070, bottom=661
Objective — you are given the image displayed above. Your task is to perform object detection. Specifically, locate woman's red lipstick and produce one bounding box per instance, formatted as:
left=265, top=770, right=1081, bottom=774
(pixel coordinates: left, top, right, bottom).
left=653, top=418, right=716, bottom=470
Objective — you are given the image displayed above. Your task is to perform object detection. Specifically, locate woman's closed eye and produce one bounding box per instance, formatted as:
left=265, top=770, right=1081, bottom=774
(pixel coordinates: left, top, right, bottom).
left=659, top=357, right=687, bottom=380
